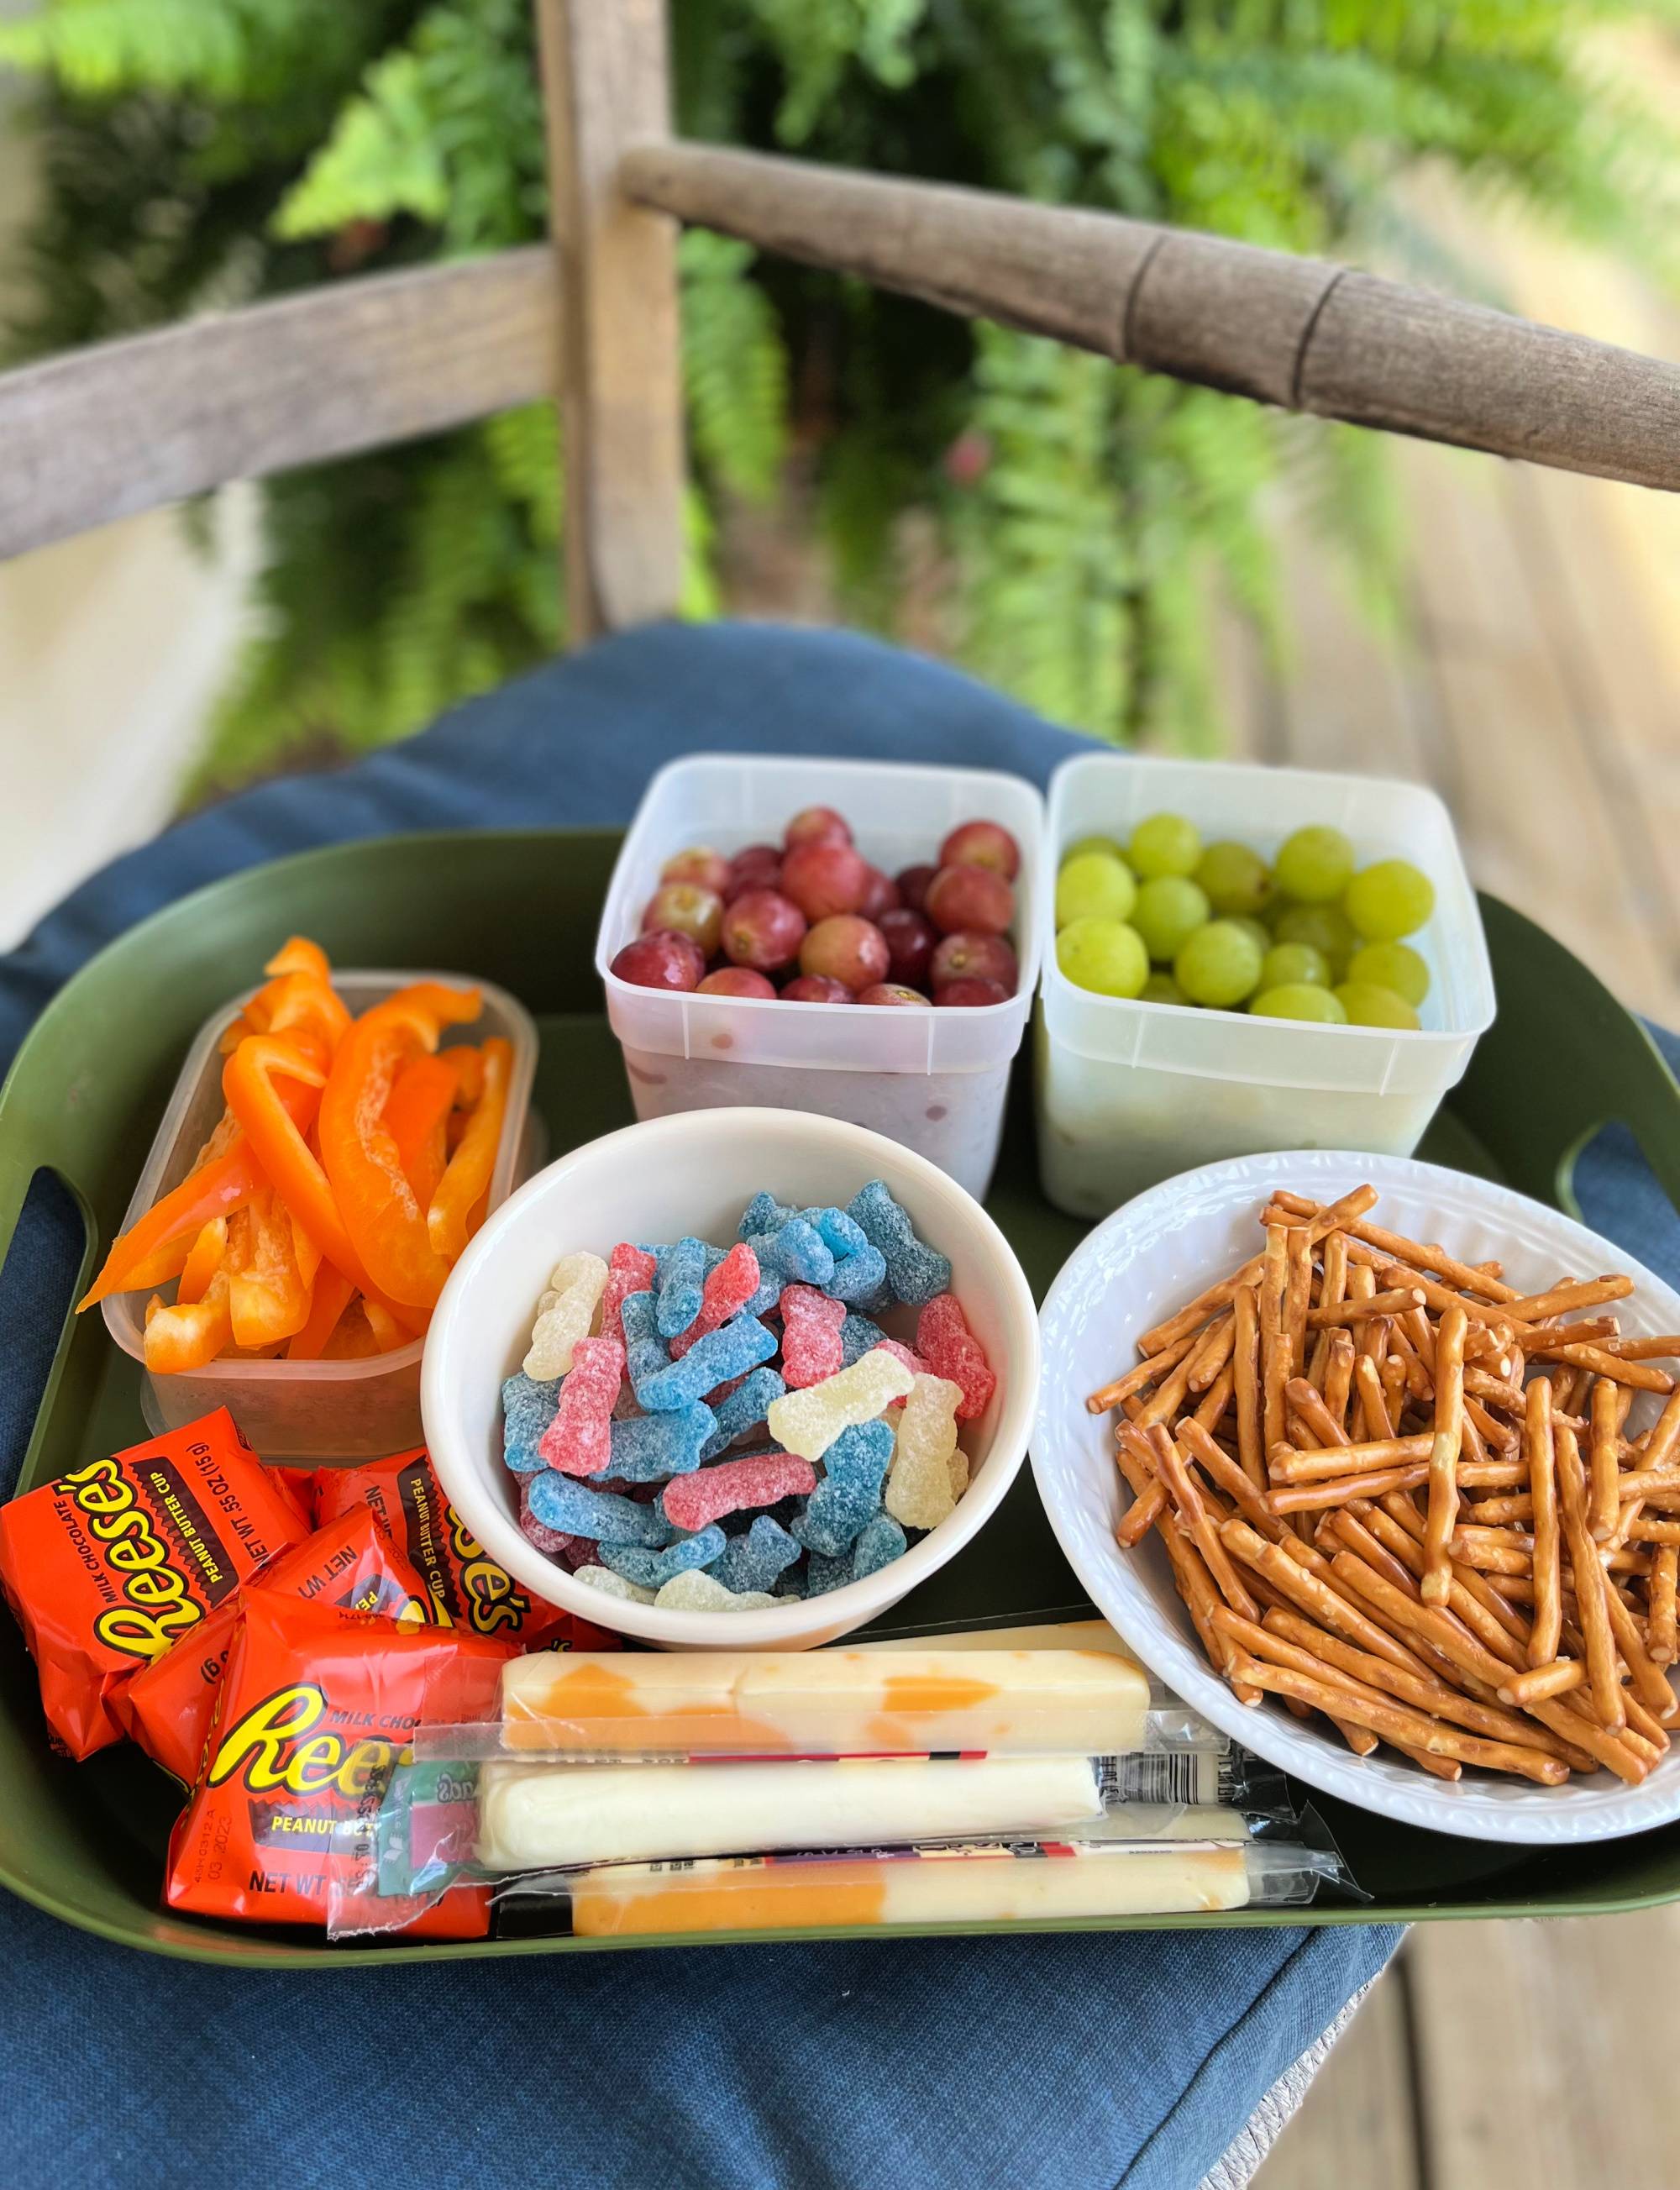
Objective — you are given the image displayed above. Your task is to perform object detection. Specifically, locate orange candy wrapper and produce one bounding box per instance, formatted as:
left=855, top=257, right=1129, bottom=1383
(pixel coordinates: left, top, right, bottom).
left=312, top=1447, right=605, bottom=1652
left=118, top=1505, right=433, bottom=1786
left=0, top=1408, right=302, bottom=1759
left=166, top=1590, right=516, bottom=1934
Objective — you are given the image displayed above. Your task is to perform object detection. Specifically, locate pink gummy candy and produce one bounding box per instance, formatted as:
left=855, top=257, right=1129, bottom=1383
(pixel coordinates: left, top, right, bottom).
left=518, top=1484, right=589, bottom=1564
left=536, top=1335, right=625, bottom=1476
left=916, top=1294, right=996, bottom=1421
left=779, top=1284, right=846, bottom=1388
left=872, top=1336, right=929, bottom=1406
left=670, top=1242, right=761, bottom=1358
left=659, top=1450, right=818, bottom=1533
left=599, top=1243, right=659, bottom=1349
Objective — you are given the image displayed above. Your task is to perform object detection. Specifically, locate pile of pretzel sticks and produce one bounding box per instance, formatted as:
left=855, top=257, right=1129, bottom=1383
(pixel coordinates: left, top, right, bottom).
left=1088, top=1184, right=1680, bottom=1787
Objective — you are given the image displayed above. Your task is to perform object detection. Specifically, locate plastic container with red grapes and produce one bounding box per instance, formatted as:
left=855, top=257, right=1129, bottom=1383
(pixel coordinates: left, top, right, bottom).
left=595, top=756, right=1045, bottom=1197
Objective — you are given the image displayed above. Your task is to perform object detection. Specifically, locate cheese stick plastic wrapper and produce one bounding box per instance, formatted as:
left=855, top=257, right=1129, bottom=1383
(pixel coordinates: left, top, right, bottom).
left=481, top=1648, right=1184, bottom=1760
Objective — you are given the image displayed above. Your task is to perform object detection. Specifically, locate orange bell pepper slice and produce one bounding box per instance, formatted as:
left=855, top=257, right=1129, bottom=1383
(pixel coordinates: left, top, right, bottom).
left=144, top=1251, right=234, bottom=1374
left=385, top=1053, right=462, bottom=1212
left=229, top=1188, right=313, bottom=1347
left=318, top=987, right=481, bottom=1310
left=265, top=936, right=334, bottom=985
left=286, top=1265, right=355, bottom=1360
left=428, top=1038, right=512, bottom=1263
left=177, top=1218, right=228, bottom=1305
left=119, top=1232, right=195, bottom=1294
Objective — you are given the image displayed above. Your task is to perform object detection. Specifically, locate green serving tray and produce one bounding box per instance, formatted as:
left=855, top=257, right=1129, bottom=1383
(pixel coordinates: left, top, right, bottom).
left=3, top=827, right=1680, bottom=1967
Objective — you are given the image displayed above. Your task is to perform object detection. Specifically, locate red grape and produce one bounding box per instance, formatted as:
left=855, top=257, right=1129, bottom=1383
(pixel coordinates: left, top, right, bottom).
left=726, top=844, right=782, bottom=900
left=924, top=862, right=1013, bottom=937
left=641, top=882, right=722, bottom=956
left=780, top=840, right=871, bottom=922
left=858, top=865, right=900, bottom=922
left=781, top=974, right=853, bottom=1003
left=878, top=907, right=937, bottom=990
left=857, top=984, right=930, bottom=1007
left=895, top=864, right=937, bottom=915
left=938, top=819, right=1021, bottom=880
left=660, top=845, right=731, bottom=897
left=721, top=888, right=807, bottom=973
left=800, top=914, right=890, bottom=991
left=785, top=805, right=852, bottom=850
left=611, top=930, right=705, bottom=992
left=933, top=977, right=1010, bottom=1008
left=696, top=967, right=776, bottom=998
left=929, top=930, right=1018, bottom=995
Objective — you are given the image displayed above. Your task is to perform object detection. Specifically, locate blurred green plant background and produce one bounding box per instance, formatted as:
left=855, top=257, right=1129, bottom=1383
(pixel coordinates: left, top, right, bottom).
left=3, top=1, right=1677, bottom=793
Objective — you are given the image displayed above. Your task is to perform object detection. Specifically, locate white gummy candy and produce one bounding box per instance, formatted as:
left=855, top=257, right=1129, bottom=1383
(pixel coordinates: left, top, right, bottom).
left=653, top=1570, right=777, bottom=1613
left=573, top=1564, right=656, bottom=1605
left=885, top=1373, right=964, bottom=1531
left=523, top=1251, right=609, bottom=1379
left=766, top=1347, right=916, bottom=1462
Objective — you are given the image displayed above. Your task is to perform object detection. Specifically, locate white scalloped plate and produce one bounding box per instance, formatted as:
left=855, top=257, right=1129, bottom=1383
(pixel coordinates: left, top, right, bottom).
left=1032, top=1148, right=1680, bottom=1846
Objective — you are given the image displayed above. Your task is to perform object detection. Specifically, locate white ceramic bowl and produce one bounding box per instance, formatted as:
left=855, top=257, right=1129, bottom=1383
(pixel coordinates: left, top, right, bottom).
left=423, top=1108, right=1040, bottom=1649
left=1034, top=1148, right=1680, bottom=1846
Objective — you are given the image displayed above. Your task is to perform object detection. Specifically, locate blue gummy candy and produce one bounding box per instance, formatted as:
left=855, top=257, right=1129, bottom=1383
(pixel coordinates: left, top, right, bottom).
left=801, top=1205, right=869, bottom=1258
left=636, top=1312, right=779, bottom=1414
left=804, top=1552, right=853, bottom=1598
left=839, top=1313, right=887, bottom=1368
left=599, top=1526, right=728, bottom=1590
left=846, top=1180, right=953, bottom=1306
left=526, top=1472, right=674, bottom=1547
left=606, top=1400, right=716, bottom=1483
left=655, top=1236, right=709, bottom=1339
left=697, top=1367, right=786, bottom=1462
left=709, top=1514, right=801, bottom=1595
left=851, top=1513, right=909, bottom=1581
left=790, top=1419, right=894, bottom=1557
left=619, top=1289, right=672, bottom=1401
left=501, top=1373, right=561, bottom=1474
left=745, top=1216, right=833, bottom=1291
left=826, top=1242, right=889, bottom=1306
left=739, top=1191, right=795, bottom=1242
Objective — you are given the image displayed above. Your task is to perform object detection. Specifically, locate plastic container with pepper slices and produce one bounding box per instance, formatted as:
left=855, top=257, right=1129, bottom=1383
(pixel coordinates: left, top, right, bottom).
left=97, top=968, right=539, bottom=1463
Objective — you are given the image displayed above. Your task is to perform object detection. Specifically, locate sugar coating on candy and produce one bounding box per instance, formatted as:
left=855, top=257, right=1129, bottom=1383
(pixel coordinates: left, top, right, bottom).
left=527, top=1470, right=673, bottom=1547
left=767, top=1346, right=916, bottom=1462
left=523, top=1251, right=608, bottom=1378
left=698, top=1367, right=786, bottom=1462
left=845, top=1182, right=952, bottom=1307
left=826, top=1242, right=889, bottom=1307
left=573, top=1564, right=656, bottom=1605
left=779, top=1284, right=846, bottom=1389
left=659, top=1451, right=817, bottom=1534
left=916, top=1293, right=996, bottom=1422
left=535, top=1335, right=625, bottom=1477
left=502, top=1373, right=561, bottom=1473
left=885, top=1374, right=964, bottom=1531
left=709, top=1514, right=802, bottom=1595
left=519, top=1480, right=582, bottom=1559
left=599, top=1242, right=658, bottom=1349
left=654, top=1571, right=777, bottom=1613
left=619, top=1289, right=671, bottom=1400
left=669, top=1242, right=760, bottom=1359
left=852, top=1512, right=908, bottom=1581
left=743, top=1216, right=833, bottom=1300
left=790, top=1419, right=894, bottom=1556
left=637, top=1313, right=778, bottom=1414
left=738, top=1191, right=795, bottom=1242
left=799, top=1205, right=869, bottom=1258
left=599, top=1526, right=727, bottom=1591
left=805, top=1551, right=854, bottom=1598
left=606, top=1400, right=716, bottom=1484
left=655, top=1235, right=711, bottom=1339
left=840, top=1313, right=887, bottom=1367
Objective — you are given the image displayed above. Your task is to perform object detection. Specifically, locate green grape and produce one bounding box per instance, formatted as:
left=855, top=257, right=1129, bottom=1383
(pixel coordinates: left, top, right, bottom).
left=1250, top=984, right=1348, bottom=1024
left=1174, top=919, right=1264, bottom=1009
left=1260, top=942, right=1330, bottom=991
left=1334, top=981, right=1420, bottom=1030
left=1056, top=849, right=1136, bottom=927
left=1344, top=859, right=1436, bottom=943
left=1347, top=941, right=1429, bottom=1007
left=1131, top=876, right=1210, bottom=963
left=1063, top=833, right=1126, bottom=865
left=1057, top=916, right=1148, bottom=998
left=1194, top=840, right=1271, bottom=917
left=1140, top=971, right=1188, bottom=1006
left=1274, top=824, right=1355, bottom=904
left=1128, top=811, right=1202, bottom=880
left=1273, top=902, right=1357, bottom=978
left=1230, top=916, right=1273, bottom=958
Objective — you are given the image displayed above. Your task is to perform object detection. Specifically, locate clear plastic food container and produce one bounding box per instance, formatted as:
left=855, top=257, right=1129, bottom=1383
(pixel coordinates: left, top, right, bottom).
left=102, top=971, right=539, bottom=1462
left=596, top=755, right=1045, bottom=1198
left=1035, top=754, right=1495, bottom=1217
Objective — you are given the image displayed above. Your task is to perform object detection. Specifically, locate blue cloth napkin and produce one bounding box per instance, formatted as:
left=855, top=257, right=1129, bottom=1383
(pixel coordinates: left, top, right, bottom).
left=27, top=613, right=1629, bottom=2189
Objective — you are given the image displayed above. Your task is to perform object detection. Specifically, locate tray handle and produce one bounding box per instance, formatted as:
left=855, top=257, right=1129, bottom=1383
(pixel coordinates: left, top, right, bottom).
left=0, top=1128, right=97, bottom=1499
left=1453, top=895, right=1680, bottom=1226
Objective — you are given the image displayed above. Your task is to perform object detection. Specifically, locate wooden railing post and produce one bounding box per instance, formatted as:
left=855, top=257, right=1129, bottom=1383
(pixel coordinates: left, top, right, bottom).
left=535, top=0, right=685, bottom=641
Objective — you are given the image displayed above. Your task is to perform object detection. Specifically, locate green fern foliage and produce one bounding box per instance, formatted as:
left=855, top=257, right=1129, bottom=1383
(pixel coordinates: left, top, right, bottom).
left=3, top=0, right=1677, bottom=783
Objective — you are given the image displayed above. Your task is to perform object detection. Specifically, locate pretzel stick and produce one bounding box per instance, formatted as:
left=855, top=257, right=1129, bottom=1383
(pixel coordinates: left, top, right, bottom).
left=1284, top=1227, right=1313, bottom=1379
left=1229, top=1282, right=1264, bottom=1490
left=1501, top=1275, right=1634, bottom=1322
left=1305, top=1287, right=1425, bottom=1329
left=1380, top=1350, right=1409, bottom=1425
left=1268, top=1432, right=1433, bottom=1484
left=1087, top=1330, right=1199, bottom=1414
left=1510, top=1318, right=1620, bottom=1353
left=1496, top=1660, right=1586, bottom=1707
left=1421, top=1303, right=1467, bottom=1605
left=1555, top=1424, right=1625, bottom=1730
left=1183, top=1311, right=1236, bottom=1394
left=1588, top=1377, right=1623, bottom=1544
left=1458, top=1401, right=1492, bottom=1476
left=1136, top=1339, right=1202, bottom=1429
left=1599, top=1576, right=1677, bottom=1722
left=1607, top=1334, right=1680, bottom=1363
left=1263, top=1195, right=1520, bottom=1302
left=1136, top=1188, right=1378, bottom=1358
left=1268, top=1463, right=1431, bottom=1513
left=1625, top=1518, right=1680, bottom=1545
left=1354, top=1352, right=1395, bottom=1444
left=1159, top=1510, right=1258, bottom=1703
left=1321, top=1331, right=1357, bottom=1441
left=1521, top=1374, right=1561, bottom=1668
left=1648, top=1547, right=1678, bottom=1665
left=1471, top=1493, right=1534, bottom=1525
left=1149, top=1426, right=1255, bottom=1619
left=1329, top=1552, right=1515, bottom=1692
left=1528, top=1343, right=1672, bottom=1393
left=1228, top=1655, right=1569, bottom=1783
left=1176, top=1419, right=1286, bottom=1542
left=1308, top=1230, right=1348, bottom=1390
left=1387, top=1321, right=1433, bottom=1404
left=1463, top=1367, right=1526, bottom=1411
left=1191, top=1363, right=1234, bottom=1432
left=1447, top=1530, right=1533, bottom=1576
left=1219, top=1517, right=1434, bottom=1674
left=1284, top=1377, right=1352, bottom=1451
left=1259, top=1224, right=1289, bottom=1460
left=1114, top=1423, right=1168, bottom=1547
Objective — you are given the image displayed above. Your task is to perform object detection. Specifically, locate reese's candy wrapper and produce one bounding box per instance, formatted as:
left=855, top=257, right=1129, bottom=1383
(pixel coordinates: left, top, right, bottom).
left=312, top=1448, right=606, bottom=1651
left=0, top=1408, right=302, bottom=1760
left=165, top=1590, right=515, bottom=1933
left=118, top=1506, right=433, bottom=1786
